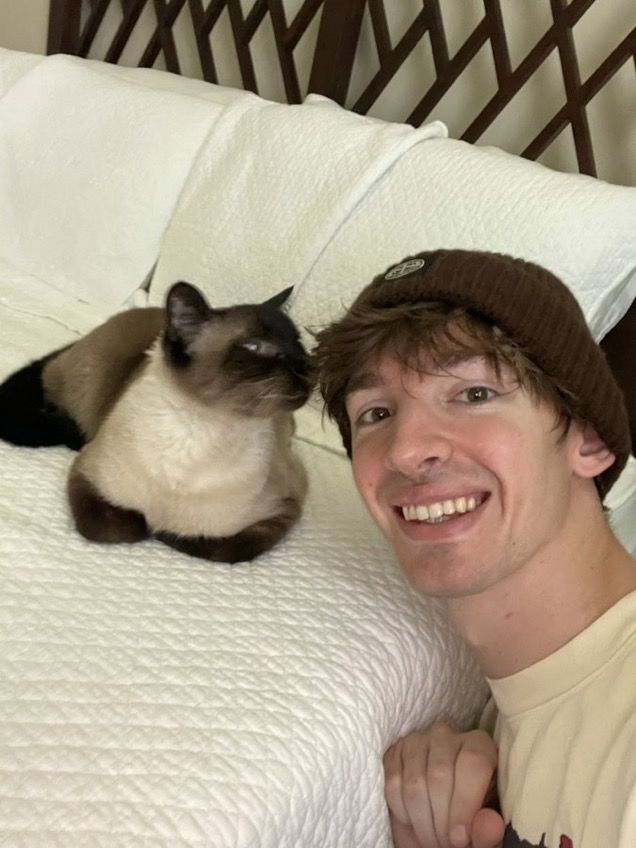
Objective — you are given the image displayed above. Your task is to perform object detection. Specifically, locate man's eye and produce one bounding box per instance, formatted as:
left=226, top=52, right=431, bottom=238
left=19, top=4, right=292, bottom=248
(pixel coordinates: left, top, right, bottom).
left=460, top=386, right=496, bottom=403
left=358, top=406, right=392, bottom=425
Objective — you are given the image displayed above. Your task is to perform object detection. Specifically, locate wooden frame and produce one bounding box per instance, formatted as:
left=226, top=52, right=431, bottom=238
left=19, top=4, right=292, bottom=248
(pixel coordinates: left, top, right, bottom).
left=46, top=0, right=635, bottom=449
left=47, top=0, right=636, bottom=179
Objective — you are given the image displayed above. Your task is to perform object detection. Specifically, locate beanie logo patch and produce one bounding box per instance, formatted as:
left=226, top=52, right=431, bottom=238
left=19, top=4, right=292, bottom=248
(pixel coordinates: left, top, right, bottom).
left=384, top=258, right=426, bottom=280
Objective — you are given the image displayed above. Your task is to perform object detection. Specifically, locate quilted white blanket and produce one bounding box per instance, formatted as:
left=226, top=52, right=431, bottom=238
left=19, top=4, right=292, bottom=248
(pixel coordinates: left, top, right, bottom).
left=0, top=265, right=487, bottom=847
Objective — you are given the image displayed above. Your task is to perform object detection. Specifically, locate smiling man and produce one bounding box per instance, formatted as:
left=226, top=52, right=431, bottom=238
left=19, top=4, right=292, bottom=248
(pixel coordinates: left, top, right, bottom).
left=313, top=250, right=636, bottom=848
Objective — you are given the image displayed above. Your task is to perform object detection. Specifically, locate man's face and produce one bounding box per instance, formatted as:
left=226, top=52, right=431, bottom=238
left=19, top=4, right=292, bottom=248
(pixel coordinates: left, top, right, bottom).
left=345, top=352, right=580, bottom=598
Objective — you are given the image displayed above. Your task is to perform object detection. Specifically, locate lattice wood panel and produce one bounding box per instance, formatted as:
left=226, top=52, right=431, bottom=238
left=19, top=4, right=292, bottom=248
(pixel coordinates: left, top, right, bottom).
left=48, top=0, right=366, bottom=105
left=48, top=0, right=636, bottom=182
left=346, top=0, right=636, bottom=180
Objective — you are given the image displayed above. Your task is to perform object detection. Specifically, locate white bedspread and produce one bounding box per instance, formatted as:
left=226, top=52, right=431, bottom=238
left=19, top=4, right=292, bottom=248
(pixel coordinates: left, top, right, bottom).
left=0, top=272, right=487, bottom=847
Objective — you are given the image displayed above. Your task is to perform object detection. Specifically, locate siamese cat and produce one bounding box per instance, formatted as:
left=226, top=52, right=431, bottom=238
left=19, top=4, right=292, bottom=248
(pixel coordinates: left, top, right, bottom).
left=0, top=282, right=310, bottom=563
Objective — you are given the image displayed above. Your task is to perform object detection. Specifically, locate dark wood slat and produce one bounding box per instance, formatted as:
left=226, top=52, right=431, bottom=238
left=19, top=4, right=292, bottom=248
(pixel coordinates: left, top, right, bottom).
left=406, top=17, right=490, bottom=127
left=138, top=0, right=186, bottom=68
left=484, top=0, right=511, bottom=85
left=227, top=0, right=258, bottom=93
left=78, top=0, right=112, bottom=56
left=550, top=0, right=596, bottom=176
left=462, top=0, right=596, bottom=142
left=285, top=0, right=324, bottom=52
left=201, top=0, right=228, bottom=34
left=522, top=24, right=636, bottom=163
left=426, top=0, right=450, bottom=75
left=243, top=0, right=268, bottom=42
left=47, top=0, right=82, bottom=54
left=105, top=0, right=148, bottom=63
left=267, top=0, right=302, bottom=103
left=187, top=0, right=218, bottom=82
left=308, top=0, right=366, bottom=103
left=368, top=0, right=392, bottom=64
left=353, top=6, right=439, bottom=116
left=521, top=27, right=636, bottom=166
left=152, top=0, right=181, bottom=73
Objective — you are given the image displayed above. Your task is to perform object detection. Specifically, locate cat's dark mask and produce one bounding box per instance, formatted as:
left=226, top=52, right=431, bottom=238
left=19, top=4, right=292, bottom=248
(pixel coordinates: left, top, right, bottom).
left=162, top=281, right=310, bottom=416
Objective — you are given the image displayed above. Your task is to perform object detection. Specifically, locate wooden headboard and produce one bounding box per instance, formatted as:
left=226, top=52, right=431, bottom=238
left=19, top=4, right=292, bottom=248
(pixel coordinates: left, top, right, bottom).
left=46, top=0, right=635, bottom=450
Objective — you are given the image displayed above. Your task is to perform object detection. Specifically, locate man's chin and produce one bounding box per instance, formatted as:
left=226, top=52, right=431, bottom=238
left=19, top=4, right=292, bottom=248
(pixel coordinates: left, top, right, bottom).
left=397, top=545, right=489, bottom=598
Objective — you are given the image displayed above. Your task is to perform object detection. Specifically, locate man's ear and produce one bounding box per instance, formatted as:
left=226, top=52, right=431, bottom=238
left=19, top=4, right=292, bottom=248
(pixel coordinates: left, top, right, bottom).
left=570, top=421, right=616, bottom=479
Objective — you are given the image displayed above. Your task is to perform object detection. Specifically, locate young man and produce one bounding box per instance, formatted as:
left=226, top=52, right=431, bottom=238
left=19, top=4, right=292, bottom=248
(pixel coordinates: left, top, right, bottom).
left=313, top=249, right=636, bottom=848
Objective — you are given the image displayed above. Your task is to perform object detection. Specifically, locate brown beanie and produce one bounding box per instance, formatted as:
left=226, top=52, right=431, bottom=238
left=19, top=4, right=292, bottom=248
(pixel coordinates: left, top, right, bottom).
left=343, top=249, right=631, bottom=495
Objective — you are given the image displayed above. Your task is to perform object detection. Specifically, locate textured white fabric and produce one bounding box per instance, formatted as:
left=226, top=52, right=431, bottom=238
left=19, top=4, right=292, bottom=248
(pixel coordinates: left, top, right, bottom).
left=75, top=54, right=250, bottom=105
left=0, top=54, right=228, bottom=309
left=0, top=278, right=488, bottom=848
left=148, top=94, right=447, bottom=308
left=289, top=136, right=636, bottom=344
left=0, top=47, right=45, bottom=97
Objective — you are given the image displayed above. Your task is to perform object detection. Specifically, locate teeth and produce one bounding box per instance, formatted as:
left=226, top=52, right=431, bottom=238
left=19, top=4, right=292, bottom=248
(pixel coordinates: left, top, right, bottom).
left=401, top=495, right=482, bottom=523
left=429, top=502, right=444, bottom=519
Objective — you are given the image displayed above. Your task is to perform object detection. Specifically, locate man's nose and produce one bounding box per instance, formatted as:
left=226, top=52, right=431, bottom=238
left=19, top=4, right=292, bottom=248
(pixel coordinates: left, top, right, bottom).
left=385, top=411, right=453, bottom=478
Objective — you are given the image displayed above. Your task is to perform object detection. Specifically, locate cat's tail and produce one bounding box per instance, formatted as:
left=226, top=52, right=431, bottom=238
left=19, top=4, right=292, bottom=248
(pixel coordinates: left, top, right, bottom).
left=0, top=353, right=85, bottom=450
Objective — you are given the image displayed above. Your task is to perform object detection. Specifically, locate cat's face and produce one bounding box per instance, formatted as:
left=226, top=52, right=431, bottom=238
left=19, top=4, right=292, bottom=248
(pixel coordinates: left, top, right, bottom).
left=162, top=282, right=310, bottom=416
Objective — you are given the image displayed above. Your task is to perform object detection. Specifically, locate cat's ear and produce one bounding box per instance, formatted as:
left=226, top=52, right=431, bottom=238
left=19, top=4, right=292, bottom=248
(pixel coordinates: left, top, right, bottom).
left=262, top=286, right=293, bottom=311
left=165, top=282, right=211, bottom=347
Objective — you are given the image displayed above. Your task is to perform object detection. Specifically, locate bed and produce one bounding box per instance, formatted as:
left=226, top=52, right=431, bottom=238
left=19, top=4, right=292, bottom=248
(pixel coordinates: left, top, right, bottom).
left=1, top=2, right=635, bottom=846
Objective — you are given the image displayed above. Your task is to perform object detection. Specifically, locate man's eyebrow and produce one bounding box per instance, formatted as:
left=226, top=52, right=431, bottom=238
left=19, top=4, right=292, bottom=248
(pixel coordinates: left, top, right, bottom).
left=345, top=371, right=382, bottom=397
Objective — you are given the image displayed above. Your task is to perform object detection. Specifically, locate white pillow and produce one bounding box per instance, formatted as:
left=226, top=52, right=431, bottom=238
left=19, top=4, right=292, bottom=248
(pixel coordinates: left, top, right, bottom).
left=147, top=94, right=447, bottom=310
left=0, top=47, right=45, bottom=97
left=289, top=137, right=636, bottom=344
left=0, top=54, right=231, bottom=308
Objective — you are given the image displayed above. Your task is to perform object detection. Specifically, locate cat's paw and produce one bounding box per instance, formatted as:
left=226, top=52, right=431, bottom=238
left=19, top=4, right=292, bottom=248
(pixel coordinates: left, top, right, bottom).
left=68, top=471, right=149, bottom=544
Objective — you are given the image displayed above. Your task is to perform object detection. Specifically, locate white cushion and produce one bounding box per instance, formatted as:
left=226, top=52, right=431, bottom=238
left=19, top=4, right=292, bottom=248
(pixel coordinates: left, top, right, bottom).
left=0, top=47, right=45, bottom=97
left=289, top=137, right=636, bottom=345
left=0, top=54, right=234, bottom=308
left=148, top=94, right=447, bottom=310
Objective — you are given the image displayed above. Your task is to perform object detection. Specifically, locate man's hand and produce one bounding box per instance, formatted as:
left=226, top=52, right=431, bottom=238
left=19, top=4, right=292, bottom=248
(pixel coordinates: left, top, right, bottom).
left=383, top=722, right=504, bottom=848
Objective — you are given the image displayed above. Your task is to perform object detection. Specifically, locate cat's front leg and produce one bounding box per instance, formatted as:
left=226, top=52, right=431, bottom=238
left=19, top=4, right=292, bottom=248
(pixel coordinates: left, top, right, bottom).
left=155, top=497, right=302, bottom=563
left=68, top=468, right=149, bottom=544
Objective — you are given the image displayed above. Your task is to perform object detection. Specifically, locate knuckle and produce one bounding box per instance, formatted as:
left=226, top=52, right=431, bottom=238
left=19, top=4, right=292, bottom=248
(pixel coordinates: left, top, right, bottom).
left=383, top=770, right=402, bottom=803
left=468, top=728, right=496, bottom=747
left=426, top=761, right=453, bottom=789
left=401, top=773, right=428, bottom=805
left=466, top=730, right=499, bottom=761
left=429, top=720, right=453, bottom=739
left=456, top=746, right=494, bottom=779
left=383, top=744, right=399, bottom=771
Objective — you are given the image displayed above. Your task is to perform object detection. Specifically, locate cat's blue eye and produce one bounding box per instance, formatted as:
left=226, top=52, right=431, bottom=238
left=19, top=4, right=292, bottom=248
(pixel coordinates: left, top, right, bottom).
left=240, top=339, right=280, bottom=358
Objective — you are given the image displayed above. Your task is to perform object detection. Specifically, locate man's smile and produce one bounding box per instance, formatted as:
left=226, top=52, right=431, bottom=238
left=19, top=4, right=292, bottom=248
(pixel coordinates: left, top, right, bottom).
left=396, top=492, right=488, bottom=523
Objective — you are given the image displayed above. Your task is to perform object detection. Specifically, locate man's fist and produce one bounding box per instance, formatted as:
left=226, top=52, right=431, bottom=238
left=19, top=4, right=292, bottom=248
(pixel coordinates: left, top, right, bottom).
left=383, top=722, right=505, bottom=848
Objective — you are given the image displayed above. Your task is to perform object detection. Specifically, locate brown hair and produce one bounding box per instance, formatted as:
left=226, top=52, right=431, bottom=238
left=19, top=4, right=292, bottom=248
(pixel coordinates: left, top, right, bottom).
left=314, top=299, right=576, bottom=458
left=312, top=248, right=631, bottom=499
